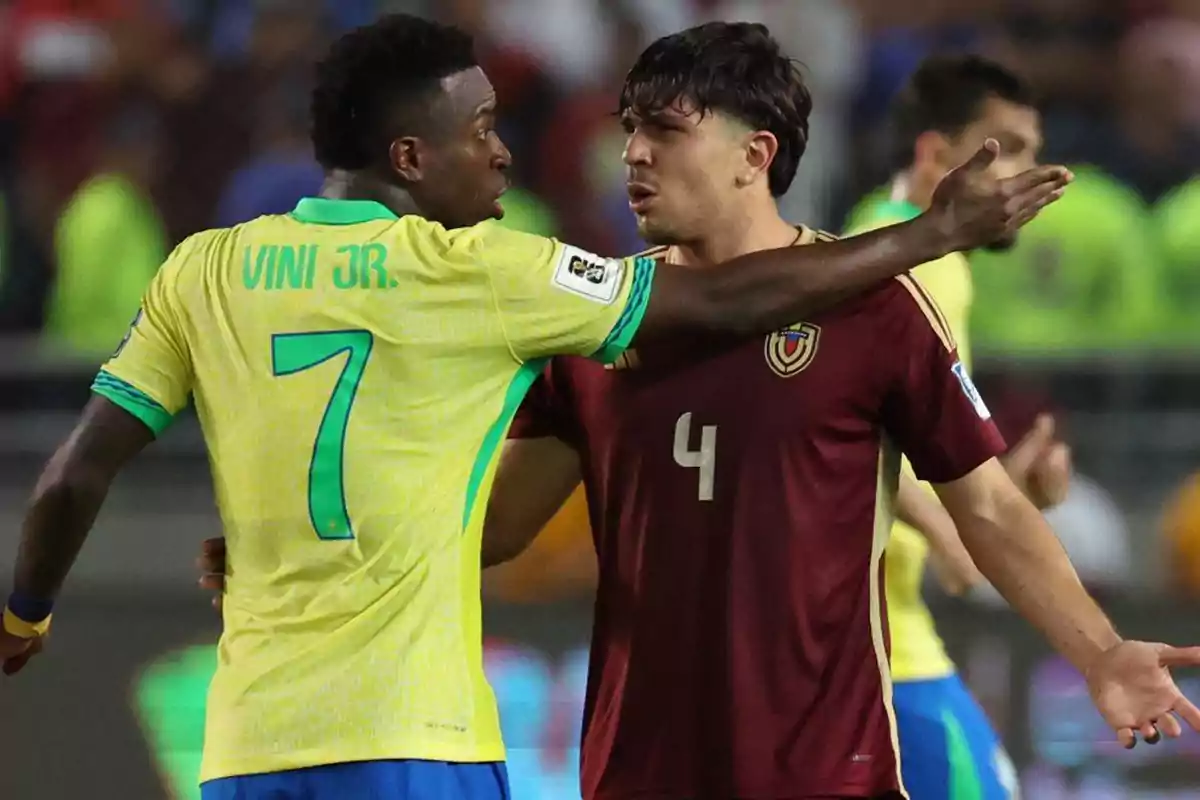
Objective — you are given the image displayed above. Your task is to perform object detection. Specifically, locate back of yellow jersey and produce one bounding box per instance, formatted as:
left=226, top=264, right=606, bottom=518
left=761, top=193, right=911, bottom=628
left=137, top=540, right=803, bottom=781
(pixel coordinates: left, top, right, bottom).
left=93, top=198, right=655, bottom=781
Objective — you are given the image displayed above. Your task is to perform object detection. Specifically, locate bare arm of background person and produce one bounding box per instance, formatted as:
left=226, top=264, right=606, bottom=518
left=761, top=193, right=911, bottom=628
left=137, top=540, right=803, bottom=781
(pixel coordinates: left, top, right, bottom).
left=895, top=474, right=982, bottom=596
left=895, top=413, right=1069, bottom=595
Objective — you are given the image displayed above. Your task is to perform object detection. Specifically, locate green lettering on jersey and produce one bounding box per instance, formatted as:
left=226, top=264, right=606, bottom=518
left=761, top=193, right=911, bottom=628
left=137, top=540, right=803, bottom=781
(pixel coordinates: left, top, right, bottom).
left=361, top=243, right=389, bottom=288
left=243, top=245, right=276, bottom=290
left=271, top=329, right=374, bottom=540
left=271, top=244, right=318, bottom=290
left=333, top=244, right=359, bottom=289
left=332, top=244, right=390, bottom=289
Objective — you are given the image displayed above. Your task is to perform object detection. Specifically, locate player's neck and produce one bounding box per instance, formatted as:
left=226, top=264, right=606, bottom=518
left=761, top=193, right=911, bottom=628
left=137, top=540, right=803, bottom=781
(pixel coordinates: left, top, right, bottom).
left=668, top=204, right=798, bottom=268
left=319, top=171, right=422, bottom=219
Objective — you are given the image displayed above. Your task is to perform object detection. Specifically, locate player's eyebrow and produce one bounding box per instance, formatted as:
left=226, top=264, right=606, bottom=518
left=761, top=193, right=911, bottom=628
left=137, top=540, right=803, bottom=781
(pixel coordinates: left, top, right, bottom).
left=474, top=95, right=497, bottom=117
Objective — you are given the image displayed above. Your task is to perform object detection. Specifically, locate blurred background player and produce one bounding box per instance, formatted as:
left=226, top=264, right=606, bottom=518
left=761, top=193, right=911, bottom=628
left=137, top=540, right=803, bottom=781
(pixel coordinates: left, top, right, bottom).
left=844, top=55, right=1074, bottom=799
left=0, top=12, right=1068, bottom=800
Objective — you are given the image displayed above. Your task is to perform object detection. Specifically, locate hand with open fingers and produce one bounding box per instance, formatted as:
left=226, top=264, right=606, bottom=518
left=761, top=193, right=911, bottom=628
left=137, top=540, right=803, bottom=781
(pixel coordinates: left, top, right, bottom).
left=928, top=138, right=1073, bottom=253
left=1002, top=414, right=1072, bottom=510
left=0, top=628, right=46, bottom=677
left=1085, top=641, right=1200, bottom=749
left=196, top=537, right=228, bottom=612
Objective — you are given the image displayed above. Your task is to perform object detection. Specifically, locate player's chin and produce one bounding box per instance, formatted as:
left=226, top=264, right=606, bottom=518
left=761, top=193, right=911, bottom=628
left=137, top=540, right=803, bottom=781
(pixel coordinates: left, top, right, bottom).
left=635, top=217, right=676, bottom=247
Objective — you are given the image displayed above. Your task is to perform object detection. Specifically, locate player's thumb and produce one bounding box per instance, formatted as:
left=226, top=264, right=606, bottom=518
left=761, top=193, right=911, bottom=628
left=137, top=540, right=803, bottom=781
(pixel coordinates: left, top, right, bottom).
left=1007, top=414, right=1055, bottom=475
left=1157, top=644, right=1200, bottom=667
left=960, top=138, right=1000, bottom=173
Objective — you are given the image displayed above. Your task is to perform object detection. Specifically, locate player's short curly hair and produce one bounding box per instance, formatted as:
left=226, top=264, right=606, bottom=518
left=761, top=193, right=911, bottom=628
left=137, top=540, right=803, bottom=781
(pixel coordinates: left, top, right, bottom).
left=310, top=14, right=477, bottom=171
left=891, top=55, right=1033, bottom=165
left=619, top=21, right=812, bottom=198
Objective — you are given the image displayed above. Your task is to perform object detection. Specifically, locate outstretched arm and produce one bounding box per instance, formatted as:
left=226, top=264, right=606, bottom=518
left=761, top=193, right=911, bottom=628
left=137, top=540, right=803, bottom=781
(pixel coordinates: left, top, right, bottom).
left=634, top=145, right=1070, bottom=341
left=936, top=460, right=1200, bottom=747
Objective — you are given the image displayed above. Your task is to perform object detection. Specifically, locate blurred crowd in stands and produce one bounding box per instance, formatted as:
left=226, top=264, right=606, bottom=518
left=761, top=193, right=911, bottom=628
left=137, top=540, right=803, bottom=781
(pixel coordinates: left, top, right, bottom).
left=4, top=0, right=1200, bottom=597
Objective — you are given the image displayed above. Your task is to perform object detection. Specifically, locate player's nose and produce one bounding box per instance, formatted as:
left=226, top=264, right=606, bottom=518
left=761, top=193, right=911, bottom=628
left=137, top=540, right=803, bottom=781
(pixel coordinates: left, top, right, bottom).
left=491, top=133, right=513, bottom=170
left=622, top=130, right=651, bottom=167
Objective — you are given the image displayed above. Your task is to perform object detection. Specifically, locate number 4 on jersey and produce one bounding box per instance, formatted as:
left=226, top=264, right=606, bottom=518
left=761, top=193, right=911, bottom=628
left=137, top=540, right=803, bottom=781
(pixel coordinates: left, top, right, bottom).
left=673, top=412, right=717, bottom=501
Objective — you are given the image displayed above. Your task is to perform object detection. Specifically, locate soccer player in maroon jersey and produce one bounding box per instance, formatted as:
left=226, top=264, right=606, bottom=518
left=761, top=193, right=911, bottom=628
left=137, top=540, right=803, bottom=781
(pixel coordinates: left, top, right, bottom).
left=192, top=18, right=1197, bottom=800
left=485, top=22, right=1200, bottom=800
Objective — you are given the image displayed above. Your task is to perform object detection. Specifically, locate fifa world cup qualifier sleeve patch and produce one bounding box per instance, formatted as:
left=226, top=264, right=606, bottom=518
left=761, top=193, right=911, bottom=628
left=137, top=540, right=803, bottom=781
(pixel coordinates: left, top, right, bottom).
left=952, top=361, right=992, bottom=420
left=551, top=245, right=624, bottom=304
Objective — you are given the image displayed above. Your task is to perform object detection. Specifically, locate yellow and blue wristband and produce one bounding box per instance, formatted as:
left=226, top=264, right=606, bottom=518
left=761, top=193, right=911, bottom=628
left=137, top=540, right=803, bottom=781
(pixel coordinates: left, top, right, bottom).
left=3, top=592, right=53, bottom=639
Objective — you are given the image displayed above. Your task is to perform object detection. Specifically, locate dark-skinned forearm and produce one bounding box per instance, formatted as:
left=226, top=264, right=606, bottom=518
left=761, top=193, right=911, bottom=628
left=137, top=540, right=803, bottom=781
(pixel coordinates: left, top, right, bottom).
left=11, top=398, right=152, bottom=605
left=13, top=464, right=112, bottom=602
left=641, top=216, right=948, bottom=339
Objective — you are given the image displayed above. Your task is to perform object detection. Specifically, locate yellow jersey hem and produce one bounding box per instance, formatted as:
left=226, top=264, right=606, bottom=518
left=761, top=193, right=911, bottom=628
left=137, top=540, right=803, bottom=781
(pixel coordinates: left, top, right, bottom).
left=200, top=742, right=508, bottom=784
left=891, top=664, right=957, bottom=683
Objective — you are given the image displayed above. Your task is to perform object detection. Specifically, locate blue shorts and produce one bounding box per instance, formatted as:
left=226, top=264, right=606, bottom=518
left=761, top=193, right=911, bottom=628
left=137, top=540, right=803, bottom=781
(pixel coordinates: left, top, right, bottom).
left=200, top=759, right=510, bottom=800
left=893, top=675, right=1018, bottom=799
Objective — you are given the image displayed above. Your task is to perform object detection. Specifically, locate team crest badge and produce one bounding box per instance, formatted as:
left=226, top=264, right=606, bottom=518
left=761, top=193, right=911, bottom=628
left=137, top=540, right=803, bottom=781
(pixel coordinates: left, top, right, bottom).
left=764, top=322, right=820, bottom=377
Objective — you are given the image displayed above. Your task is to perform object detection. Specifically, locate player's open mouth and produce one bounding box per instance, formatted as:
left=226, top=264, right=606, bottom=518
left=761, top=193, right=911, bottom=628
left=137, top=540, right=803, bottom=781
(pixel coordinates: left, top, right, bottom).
left=492, top=183, right=509, bottom=215
left=627, top=183, right=656, bottom=213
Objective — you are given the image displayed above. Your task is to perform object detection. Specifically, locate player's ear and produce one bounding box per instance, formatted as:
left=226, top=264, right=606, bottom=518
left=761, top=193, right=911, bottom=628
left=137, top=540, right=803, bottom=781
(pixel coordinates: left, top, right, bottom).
left=913, top=130, right=952, bottom=171
left=389, top=137, right=424, bottom=182
left=740, top=130, right=778, bottom=188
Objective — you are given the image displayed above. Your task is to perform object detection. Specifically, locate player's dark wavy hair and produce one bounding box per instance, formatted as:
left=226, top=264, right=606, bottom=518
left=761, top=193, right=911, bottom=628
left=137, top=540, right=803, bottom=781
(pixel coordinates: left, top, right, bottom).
left=619, top=21, right=812, bottom=197
left=310, top=14, right=477, bottom=171
left=890, top=55, right=1033, bottom=168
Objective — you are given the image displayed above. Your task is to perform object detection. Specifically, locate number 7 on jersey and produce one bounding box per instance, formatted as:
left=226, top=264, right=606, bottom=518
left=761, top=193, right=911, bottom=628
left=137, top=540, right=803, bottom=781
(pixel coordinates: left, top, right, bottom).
left=271, top=330, right=374, bottom=540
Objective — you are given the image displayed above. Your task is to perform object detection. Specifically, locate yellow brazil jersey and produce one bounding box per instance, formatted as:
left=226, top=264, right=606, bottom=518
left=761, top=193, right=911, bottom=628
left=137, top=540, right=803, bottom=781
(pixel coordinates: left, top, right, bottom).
left=846, top=199, right=972, bottom=682
left=91, top=197, right=655, bottom=782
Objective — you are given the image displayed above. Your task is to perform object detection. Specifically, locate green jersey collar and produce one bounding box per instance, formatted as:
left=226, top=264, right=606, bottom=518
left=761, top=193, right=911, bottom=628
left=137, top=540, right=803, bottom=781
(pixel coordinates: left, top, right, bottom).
left=290, top=197, right=400, bottom=225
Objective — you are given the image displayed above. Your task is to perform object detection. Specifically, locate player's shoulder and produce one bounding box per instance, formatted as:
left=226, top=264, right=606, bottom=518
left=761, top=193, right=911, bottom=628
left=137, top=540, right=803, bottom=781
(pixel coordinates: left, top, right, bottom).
left=876, top=272, right=958, bottom=352
left=154, top=227, right=232, bottom=287
left=428, top=219, right=566, bottom=271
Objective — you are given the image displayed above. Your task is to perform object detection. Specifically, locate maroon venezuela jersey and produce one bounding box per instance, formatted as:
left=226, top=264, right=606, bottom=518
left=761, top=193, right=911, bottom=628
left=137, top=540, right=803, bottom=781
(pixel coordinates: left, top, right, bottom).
left=508, top=232, right=1006, bottom=799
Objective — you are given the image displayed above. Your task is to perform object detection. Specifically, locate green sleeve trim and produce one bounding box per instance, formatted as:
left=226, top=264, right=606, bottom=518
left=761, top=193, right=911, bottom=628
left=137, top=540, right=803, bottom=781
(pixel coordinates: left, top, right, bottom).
left=91, top=370, right=175, bottom=436
left=592, top=256, right=656, bottom=364
left=461, top=358, right=549, bottom=530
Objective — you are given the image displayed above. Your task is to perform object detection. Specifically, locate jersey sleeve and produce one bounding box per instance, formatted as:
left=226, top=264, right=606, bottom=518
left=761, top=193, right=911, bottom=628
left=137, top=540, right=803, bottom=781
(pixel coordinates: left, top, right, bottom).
left=880, top=275, right=1006, bottom=483
left=476, top=225, right=656, bottom=363
left=90, top=238, right=197, bottom=436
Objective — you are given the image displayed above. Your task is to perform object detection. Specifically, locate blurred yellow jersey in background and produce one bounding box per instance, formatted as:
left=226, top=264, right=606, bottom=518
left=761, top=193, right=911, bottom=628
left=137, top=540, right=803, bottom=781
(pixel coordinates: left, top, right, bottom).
left=846, top=198, right=972, bottom=681
left=92, top=197, right=654, bottom=782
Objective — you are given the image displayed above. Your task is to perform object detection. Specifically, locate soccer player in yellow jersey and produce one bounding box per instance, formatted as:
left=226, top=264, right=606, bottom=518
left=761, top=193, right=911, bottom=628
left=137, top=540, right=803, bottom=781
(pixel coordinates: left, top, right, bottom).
left=0, top=15, right=1072, bottom=799
left=846, top=56, right=1075, bottom=798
